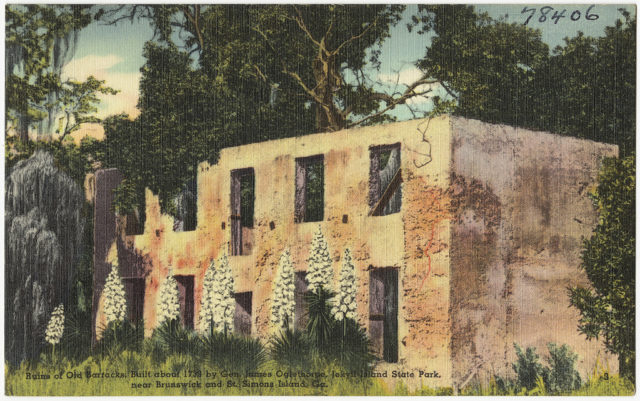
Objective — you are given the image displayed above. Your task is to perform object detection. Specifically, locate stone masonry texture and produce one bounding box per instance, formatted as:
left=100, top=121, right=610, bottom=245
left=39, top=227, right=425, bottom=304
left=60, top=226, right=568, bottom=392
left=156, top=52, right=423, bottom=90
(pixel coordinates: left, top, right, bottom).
left=92, top=116, right=618, bottom=389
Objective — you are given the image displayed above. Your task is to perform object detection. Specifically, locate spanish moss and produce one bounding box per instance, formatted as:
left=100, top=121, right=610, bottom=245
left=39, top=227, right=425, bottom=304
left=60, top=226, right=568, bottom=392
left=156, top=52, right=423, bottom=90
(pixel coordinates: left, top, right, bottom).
left=5, top=151, right=84, bottom=365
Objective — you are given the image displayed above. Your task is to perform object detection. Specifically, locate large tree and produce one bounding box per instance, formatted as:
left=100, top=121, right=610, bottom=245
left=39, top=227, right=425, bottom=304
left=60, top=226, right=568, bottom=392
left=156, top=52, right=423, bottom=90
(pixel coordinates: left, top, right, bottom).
left=569, top=155, right=635, bottom=380
left=413, top=5, right=635, bottom=155
left=547, top=11, right=635, bottom=156
left=99, top=4, right=441, bottom=133
left=98, top=5, right=435, bottom=214
left=414, top=5, right=550, bottom=129
left=6, top=5, right=116, bottom=141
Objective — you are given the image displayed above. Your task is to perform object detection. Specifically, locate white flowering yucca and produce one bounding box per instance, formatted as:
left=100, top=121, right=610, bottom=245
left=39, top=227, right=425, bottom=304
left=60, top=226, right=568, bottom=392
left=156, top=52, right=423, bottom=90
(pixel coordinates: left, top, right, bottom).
left=198, top=259, right=216, bottom=333
left=271, top=249, right=296, bottom=330
left=211, top=253, right=234, bottom=333
left=45, top=304, right=65, bottom=346
left=103, top=263, right=127, bottom=325
left=156, top=272, right=180, bottom=325
left=307, top=226, right=333, bottom=292
left=331, top=248, right=358, bottom=321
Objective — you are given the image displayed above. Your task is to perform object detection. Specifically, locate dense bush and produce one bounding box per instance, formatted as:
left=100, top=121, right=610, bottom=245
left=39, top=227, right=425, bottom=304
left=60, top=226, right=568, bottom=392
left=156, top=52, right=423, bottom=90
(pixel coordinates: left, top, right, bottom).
left=151, top=319, right=200, bottom=357
left=328, top=318, right=374, bottom=371
left=546, top=343, right=581, bottom=392
left=512, top=343, right=545, bottom=392
left=270, top=328, right=312, bottom=368
left=498, top=343, right=582, bottom=395
left=200, top=330, right=267, bottom=373
left=95, top=320, right=144, bottom=357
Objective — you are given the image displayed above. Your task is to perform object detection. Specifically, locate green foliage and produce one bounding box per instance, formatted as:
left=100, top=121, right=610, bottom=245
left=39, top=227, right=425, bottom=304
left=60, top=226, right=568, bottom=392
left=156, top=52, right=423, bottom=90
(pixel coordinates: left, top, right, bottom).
left=546, top=343, right=581, bottom=393
left=269, top=328, right=312, bottom=368
left=6, top=5, right=116, bottom=140
left=546, top=11, right=636, bottom=156
left=200, top=330, right=267, bottom=373
left=571, top=373, right=635, bottom=396
left=415, top=5, right=549, bottom=130
left=57, top=309, right=92, bottom=362
left=5, top=344, right=634, bottom=396
left=96, top=320, right=144, bottom=357
left=414, top=6, right=635, bottom=156
left=506, top=343, right=582, bottom=395
left=512, top=343, right=546, bottom=392
left=99, top=41, right=220, bottom=215
left=303, top=287, right=374, bottom=372
left=570, top=155, right=635, bottom=379
left=150, top=319, right=200, bottom=359
left=56, top=76, right=118, bottom=136
left=305, top=287, right=335, bottom=353
left=328, top=318, right=375, bottom=371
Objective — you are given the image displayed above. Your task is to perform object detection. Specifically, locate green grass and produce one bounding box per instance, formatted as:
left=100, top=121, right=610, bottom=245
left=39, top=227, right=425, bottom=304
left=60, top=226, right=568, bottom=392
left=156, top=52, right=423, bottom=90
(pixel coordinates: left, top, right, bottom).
left=6, top=352, right=634, bottom=396
left=5, top=353, right=383, bottom=396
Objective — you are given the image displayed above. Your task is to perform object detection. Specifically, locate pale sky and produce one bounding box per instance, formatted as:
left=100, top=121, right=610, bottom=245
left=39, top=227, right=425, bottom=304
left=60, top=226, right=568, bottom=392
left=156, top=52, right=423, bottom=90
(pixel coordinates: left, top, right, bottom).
left=64, top=4, right=635, bottom=130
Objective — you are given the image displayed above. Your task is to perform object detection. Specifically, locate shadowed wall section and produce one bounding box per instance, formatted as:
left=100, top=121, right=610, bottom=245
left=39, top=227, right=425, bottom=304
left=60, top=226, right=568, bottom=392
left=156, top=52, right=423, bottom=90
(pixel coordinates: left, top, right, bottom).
left=449, top=117, right=619, bottom=388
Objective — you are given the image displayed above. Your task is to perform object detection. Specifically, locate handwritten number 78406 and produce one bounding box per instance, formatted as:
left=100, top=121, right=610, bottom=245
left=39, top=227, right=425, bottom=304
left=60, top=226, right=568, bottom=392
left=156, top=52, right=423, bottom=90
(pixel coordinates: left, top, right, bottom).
left=522, top=5, right=599, bottom=25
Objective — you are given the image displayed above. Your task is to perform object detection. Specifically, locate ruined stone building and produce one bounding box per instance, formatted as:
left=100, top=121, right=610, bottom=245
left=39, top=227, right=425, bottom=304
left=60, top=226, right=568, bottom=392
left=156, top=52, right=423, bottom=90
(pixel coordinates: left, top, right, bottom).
left=92, top=116, right=618, bottom=388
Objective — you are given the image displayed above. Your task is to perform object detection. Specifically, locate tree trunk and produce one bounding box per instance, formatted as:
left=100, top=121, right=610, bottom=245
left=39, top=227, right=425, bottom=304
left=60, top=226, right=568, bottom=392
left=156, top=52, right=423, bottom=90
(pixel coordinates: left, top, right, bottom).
left=312, top=51, right=345, bottom=132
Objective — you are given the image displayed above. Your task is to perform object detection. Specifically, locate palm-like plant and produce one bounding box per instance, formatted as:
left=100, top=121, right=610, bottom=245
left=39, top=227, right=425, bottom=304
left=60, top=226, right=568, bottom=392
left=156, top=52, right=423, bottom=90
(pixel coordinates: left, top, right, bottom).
left=270, top=328, right=312, bottom=368
left=304, top=287, right=336, bottom=354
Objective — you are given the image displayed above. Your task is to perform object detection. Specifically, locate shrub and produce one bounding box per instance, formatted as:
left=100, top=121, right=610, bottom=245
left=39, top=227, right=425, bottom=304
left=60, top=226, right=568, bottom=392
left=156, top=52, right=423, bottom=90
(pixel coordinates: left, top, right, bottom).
left=509, top=343, right=583, bottom=395
left=546, top=343, right=581, bottom=392
left=305, top=287, right=336, bottom=353
left=200, top=330, right=266, bottom=372
left=58, top=309, right=92, bottom=362
left=328, top=317, right=374, bottom=371
left=151, top=319, right=201, bottom=360
left=270, top=328, right=312, bottom=368
left=96, top=320, right=144, bottom=357
left=512, top=343, right=545, bottom=392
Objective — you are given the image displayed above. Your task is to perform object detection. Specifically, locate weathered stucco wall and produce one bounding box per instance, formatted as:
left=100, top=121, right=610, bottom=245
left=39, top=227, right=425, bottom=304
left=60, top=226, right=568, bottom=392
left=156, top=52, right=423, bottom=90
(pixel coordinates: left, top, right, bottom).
left=92, top=115, right=617, bottom=390
left=449, top=117, right=618, bottom=387
left=102, top=117, right=454, bottom=387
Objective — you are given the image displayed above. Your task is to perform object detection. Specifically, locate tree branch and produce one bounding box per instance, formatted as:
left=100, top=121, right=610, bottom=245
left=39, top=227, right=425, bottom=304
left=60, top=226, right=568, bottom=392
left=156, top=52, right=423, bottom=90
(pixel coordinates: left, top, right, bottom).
left=348, top=77, right=438, bottom=127
left=292, top=6, right=321, bottom=47
left=332, top=14, right=381, bottom=56
left=182, top=5, right=204, bottom=52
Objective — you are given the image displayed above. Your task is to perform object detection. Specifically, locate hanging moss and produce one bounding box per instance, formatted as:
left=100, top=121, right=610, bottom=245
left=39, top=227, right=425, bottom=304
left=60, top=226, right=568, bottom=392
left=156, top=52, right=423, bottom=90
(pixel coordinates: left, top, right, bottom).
left=5, top=150, right=84, bottom=365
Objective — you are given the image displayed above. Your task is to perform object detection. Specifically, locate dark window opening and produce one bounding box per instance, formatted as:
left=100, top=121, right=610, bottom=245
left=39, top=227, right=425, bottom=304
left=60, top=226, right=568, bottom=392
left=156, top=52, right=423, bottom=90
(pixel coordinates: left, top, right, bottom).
left=174, top=275, right=194, bottom=329
left=231, top=168, right=255, bottom=256
left=369, top=144, right=402, bottom=216
left=173, top=177, right=197, bottom=232
left=234, top=292, right=252, bottom=336
left=294, top=272, right=309, bottom=330
left=125, top=186, right=146, bottom=236
left=295, top=155, right=324, bottom=223
left=125, top=193, right=146, bottom=235
left=123, top=278, right=145, bottom=324
left=369, top=268, right=398, bottom=363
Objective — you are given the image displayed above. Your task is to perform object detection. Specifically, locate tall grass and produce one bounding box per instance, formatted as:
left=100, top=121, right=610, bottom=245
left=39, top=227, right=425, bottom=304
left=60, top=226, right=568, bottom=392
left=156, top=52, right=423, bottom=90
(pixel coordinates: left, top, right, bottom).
left=6, top=346, right=634, bottom=396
